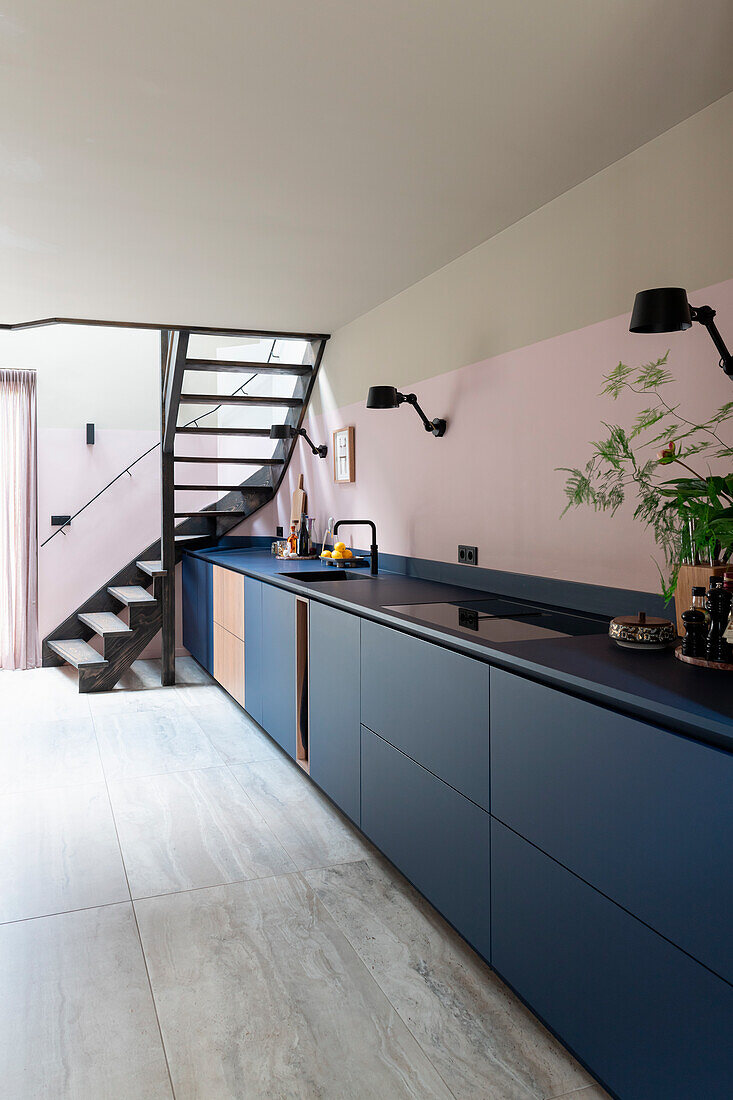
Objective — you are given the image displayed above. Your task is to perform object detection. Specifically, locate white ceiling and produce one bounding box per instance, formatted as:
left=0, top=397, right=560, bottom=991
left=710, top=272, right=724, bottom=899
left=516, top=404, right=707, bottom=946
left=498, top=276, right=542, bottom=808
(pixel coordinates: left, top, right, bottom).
left=1, top=1, right=731, bottom=332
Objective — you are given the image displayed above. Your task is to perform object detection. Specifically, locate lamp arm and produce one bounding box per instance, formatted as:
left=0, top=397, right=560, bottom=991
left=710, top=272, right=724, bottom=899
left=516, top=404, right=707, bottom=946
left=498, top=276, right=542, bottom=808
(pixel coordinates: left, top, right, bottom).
left=299, top=426, right=328, bottom=458
left=402, top=393, right=435, bottom=432
left=691, top=305, right=733, bottom=377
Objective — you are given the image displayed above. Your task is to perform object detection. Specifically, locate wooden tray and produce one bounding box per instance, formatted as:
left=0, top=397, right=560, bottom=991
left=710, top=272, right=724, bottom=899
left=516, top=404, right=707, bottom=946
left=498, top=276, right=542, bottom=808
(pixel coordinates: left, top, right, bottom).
left=675, top=645, right=733, bottom=672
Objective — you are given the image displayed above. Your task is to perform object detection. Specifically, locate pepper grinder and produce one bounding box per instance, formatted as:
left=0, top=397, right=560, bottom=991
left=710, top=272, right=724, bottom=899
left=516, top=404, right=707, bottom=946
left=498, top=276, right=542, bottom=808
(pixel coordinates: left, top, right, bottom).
left=706, top=585, right=732, bottom=663
left=681, top=609, right=708, bottom=659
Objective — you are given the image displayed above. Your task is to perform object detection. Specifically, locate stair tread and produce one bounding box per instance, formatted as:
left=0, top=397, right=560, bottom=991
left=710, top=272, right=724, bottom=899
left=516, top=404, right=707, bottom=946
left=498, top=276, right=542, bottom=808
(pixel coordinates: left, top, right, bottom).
left=175, top=484, right=258, bottom=491
left=176, top=427, right=271, bottom=437
left=174, top=456, right=283, bottom=464
left=48, top=638, right=107, bottom=668
left=174, top=511, right=249, bottom=518
left=107, top=585, right=157, bottom=606
left=78, top=611, right=132, bottom=637
left=185, top=358, right=312, bottom=376
left=178, top=394, right=302, bottom=407
left=137, top=559, right=166, bottom=577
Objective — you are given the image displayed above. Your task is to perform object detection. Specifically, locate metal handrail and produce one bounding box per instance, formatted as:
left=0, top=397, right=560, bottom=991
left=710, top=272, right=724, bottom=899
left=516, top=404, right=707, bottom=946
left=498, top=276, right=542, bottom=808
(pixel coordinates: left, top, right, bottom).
left=41, top=369, right=261, bottom=548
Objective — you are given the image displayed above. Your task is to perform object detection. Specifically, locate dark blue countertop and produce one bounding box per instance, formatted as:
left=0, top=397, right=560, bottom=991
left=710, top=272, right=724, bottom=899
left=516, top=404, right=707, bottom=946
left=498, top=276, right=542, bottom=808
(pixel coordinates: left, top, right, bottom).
left=188, top=547, right=733, bottom=753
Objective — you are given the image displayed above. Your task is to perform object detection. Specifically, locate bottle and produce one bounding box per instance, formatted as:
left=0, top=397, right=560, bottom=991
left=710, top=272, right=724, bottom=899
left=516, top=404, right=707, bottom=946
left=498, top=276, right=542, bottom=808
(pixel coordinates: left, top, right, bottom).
left=691, top=586, right=710, bottom=626
left=287, top=522, right=297, bottom=555
left=724, top=572, right=733, bottom=643
left=297, top=513, right=309, bottom=557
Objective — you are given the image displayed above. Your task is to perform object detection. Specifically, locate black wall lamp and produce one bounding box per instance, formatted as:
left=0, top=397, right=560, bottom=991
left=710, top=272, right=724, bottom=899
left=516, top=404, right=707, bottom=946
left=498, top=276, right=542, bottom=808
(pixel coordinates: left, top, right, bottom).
left=366, top=385, right=447, bottom=437
left=630, top=287, right=733, bottom=379
left=270, top=422, right=328, bottom=458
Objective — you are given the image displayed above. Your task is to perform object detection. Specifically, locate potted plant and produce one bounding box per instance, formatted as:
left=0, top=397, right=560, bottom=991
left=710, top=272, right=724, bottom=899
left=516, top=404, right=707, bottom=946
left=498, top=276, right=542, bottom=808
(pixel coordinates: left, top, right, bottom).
left=559, top=353, right=733, bottom=631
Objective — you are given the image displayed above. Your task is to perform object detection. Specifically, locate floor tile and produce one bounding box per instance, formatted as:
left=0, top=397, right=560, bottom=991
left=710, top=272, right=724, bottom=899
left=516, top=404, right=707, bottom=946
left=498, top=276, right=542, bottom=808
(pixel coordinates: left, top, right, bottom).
left=94, top=708, right=225, bottom=780
left=136, top=875, right=452, bottom=1099
left=87, top=686, right=191, bottom=718
left=0, top=714, right=104, bottom=794
left=173, top=683, right=239, bottom=709
left=230, top=755, right=371, bottom=870
left=306, top=858, right=594, bottom=1100
left=0, top=782, right=129, bottom=923
left=549, top=1087, right=610, bottom=1099
left=115, top=657, right=214, bottom=691
left=0, top=903, right=172, bottom=1099
left=109, top=766, right=295, bottom=898
left=191, top=702, right=284, bottom=764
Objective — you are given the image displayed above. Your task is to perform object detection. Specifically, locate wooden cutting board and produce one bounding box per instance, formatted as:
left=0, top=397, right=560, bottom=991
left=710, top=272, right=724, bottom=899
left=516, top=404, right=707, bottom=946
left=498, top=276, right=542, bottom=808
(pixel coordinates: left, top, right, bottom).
left=291, top=474, right=307, bottom=525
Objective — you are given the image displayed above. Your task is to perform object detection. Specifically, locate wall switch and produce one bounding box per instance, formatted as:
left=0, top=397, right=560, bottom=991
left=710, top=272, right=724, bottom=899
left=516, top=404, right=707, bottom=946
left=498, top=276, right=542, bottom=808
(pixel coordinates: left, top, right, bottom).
left=86, top=423, right=95, bottom=445
left=276, top=525, right=284, bottom=537
left=458, top=544, right=478, bottom=565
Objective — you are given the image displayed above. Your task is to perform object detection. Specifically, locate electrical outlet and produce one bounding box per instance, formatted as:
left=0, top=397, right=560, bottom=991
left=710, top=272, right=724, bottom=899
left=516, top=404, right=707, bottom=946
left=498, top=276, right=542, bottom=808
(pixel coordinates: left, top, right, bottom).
left=276, top=525, right=284, bottom=537
left=458, top=544, right=478, bottom=565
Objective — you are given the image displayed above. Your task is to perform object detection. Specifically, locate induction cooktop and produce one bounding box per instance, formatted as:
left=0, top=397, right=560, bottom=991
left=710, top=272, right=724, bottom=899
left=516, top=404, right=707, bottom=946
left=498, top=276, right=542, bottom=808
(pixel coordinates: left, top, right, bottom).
left=383, top=596, right=608, bottom=644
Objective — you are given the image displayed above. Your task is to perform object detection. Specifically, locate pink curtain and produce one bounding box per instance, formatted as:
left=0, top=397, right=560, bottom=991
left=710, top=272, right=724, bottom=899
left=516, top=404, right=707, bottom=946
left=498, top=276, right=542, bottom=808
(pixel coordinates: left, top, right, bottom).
left=0, top=369, right=40, bottom=669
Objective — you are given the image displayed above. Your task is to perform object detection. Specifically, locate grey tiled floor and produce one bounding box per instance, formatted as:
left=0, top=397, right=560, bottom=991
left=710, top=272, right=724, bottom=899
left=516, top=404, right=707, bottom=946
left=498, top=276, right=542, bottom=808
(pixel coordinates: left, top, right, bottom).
left=0, top=658, right=609, bottom=1099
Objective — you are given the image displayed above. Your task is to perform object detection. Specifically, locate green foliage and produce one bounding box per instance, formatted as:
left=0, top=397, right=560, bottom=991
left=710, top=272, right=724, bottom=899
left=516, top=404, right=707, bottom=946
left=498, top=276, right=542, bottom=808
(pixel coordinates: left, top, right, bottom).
left=559, top=354, right=733, bottom=601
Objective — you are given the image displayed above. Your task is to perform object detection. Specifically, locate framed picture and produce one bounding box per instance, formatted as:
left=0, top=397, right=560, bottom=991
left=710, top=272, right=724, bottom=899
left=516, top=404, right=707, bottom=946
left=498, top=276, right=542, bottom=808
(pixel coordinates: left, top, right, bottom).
left=333, top=426, right=355, bottom=483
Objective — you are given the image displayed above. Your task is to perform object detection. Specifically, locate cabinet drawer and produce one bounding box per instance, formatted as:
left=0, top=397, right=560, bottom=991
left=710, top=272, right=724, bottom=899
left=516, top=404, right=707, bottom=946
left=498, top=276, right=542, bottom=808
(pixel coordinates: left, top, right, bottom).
left=361, top=726, right=489, bottom=959
left=212, top=565, right=245, bottom=639
left=244, top=578, right=263, bottom=726
left=491, top=820, right=733, bottom=1100
left=309, top=603, right=361, bottom=824
left=261, top=584, right=296, bottom=758
left=490, top=668, right=733, bottom=983
left=361, top=620, right=489, bottom=808
left=213, top=623, right=245, bottom=708
left=182, top=555, right=213, bottom=673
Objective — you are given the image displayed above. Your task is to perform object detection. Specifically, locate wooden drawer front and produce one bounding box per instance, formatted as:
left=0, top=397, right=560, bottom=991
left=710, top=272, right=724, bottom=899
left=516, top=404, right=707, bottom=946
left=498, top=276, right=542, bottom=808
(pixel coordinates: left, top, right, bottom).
left=361, top=620, right=489, bottom=809
left=213, top=623, right=245, bottom=708
left=243, top=578, right=263, bottom=726
left=309, top=603, right=361, bottom=824
left=491, top=820, right=733, bottom=1100
left=490, top=668, right=733, bottom=983
left=212, top=565, right=245, bottom=639
left=361, top=726, right=490, bottom=960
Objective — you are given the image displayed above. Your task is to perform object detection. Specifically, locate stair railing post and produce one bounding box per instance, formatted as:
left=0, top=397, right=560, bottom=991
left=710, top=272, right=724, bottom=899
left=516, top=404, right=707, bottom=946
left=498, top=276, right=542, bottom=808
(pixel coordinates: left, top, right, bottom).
left=160, top=329, right=188, bottom=685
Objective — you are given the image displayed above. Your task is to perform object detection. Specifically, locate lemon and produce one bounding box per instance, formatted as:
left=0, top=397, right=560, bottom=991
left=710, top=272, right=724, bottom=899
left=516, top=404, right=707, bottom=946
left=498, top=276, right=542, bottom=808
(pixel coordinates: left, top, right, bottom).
left=342, top=548, right=353, bottom=559
left=320, top=550, right=332, bottom=558
left=332, top=550, right=345, bottom=559
left=334, top=541, right=346, bottom=553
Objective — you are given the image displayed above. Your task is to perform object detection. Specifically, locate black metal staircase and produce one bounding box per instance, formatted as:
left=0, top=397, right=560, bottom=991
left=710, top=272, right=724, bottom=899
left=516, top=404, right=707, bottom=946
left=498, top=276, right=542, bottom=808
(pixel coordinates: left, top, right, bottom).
left=40, top=321, right=329, bottom=691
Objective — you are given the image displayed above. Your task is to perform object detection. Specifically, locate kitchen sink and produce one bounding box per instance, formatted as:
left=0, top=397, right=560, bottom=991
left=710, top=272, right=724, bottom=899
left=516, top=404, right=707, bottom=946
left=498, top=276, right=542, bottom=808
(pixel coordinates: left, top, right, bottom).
left=281, top=569, right=371, bottom=583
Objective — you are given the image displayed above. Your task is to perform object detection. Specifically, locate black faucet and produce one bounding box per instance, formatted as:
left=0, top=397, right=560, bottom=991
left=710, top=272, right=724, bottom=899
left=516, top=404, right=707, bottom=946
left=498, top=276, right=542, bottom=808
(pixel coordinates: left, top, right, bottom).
left=333, top=520, right=378, bottom=575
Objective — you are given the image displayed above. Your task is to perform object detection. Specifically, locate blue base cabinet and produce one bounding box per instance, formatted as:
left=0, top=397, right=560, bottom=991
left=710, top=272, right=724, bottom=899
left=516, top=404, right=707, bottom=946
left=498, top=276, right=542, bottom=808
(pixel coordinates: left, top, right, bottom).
left=361, top=620, right=489, bottom=809
left=182, top=555, right=213, bottom=673
left=491, top=819, right=733, bottom=1100
left=361, top=725, right=490, bottom=960
left=244, top=577, right=263, bottom=727
left=490, top=668, right=733, bottom=984
left=309, top=603, right=361, bottom=824
left=260, top=583, right=296, bottom=758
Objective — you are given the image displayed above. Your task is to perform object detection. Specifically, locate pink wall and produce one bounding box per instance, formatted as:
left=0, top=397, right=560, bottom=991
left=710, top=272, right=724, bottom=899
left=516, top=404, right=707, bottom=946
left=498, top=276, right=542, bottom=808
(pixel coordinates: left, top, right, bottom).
left=38, top=428, right=216, bottom=652
left=240, top=277, right=733, bottom=596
